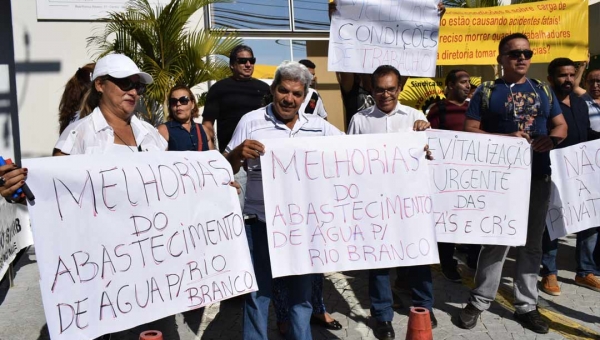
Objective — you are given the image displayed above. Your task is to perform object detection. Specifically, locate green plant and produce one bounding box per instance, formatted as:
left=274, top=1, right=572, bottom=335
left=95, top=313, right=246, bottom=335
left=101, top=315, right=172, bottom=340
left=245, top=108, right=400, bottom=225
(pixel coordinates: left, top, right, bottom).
left=87, top=0, right=241, bottom=125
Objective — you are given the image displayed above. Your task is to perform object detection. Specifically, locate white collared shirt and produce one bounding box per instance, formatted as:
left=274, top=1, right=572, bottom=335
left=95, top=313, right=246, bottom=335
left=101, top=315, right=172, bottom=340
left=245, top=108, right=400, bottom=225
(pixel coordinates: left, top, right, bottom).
left=226, top=104, right=343, bottom=221
left=347, top=102, right=428, bottom=135
left=299, top=88, right=327, bottom=119
left=55, top=107, right=168, bottom=154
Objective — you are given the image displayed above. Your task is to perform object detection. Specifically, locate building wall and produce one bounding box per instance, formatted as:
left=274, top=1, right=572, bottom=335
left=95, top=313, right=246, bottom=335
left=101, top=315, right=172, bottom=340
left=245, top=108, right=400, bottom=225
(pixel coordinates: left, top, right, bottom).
left=11, top=0, right=100, bottom=157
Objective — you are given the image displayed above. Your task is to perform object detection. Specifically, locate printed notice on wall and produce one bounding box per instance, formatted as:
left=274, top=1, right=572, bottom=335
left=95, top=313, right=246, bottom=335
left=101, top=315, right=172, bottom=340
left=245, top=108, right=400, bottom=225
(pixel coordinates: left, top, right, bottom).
left=426, top=130, right=532, bottom=246
left=23, top=151, right=256, bottom=340
left=546, top=140, right=600, bottom=240
left=36, top=0, right=170, bottom=20
left=261, top=132, right=439, bottom=278
left=328, top=0, right=441, bottom=76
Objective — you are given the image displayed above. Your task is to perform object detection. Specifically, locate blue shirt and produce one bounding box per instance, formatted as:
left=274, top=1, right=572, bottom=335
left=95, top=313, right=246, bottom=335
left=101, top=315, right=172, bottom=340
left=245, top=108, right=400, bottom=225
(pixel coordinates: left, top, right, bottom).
left=165, top=120, right=209, bottom=151
left=466, top=78, right=562, bottom=175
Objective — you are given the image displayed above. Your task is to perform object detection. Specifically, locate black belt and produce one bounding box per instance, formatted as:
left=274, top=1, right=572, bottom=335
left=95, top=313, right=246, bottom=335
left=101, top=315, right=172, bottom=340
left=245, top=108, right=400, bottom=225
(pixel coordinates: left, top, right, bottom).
left=244, top=214, right=259, bottom=224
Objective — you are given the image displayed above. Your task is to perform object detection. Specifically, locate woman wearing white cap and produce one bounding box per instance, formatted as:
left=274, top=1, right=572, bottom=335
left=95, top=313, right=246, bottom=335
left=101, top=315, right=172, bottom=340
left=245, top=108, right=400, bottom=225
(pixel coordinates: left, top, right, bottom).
left=1, top=54, right=167, bottom=203
left=53, top=53, right=167, bottom=155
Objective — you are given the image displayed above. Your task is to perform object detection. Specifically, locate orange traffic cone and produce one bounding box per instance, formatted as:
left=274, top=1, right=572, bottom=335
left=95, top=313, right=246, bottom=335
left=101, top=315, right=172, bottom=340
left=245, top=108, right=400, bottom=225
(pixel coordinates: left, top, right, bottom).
left=405, top=307, right=433, bottom=340
left=139, top=330, right=163, bottom=340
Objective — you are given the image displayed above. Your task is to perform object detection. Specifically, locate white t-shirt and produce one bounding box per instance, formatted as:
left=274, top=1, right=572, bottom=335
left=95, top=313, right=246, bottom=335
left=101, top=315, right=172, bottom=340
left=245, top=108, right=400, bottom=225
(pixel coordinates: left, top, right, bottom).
left=299, top=88, right=327, bottom=119
left=347, top=102, right=428, bottom=135
left=55, top=107, right=167, bottom=154
left=226, top=104, right=343, bottom=221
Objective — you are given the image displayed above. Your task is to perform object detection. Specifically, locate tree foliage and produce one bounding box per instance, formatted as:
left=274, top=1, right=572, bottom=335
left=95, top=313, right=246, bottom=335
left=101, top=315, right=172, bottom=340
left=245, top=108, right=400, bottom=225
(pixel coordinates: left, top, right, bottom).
left=87, top=0, right=241, bottom=125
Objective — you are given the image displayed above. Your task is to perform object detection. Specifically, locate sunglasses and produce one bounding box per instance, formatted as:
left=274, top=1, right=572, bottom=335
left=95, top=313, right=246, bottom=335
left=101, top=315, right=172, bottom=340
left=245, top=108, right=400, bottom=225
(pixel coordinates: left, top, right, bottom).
left=169, top=96, right=191, bottom=106
left=236, top=57, right=256, bottom=65
left=106, top=76, right=147, bottom=95
left=503, top=49, right=534, bottom=60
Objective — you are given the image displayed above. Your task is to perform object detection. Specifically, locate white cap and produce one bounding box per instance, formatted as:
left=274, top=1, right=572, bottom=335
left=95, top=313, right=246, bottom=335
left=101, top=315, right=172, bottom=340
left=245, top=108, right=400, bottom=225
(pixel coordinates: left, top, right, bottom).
left=92, top=54, right=153, bottom=84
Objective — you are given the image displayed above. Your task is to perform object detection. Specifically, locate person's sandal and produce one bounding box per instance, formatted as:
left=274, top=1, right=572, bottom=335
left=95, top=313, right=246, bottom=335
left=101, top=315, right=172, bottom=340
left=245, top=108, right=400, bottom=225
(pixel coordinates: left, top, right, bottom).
left=310, top=314, right=343, bottom=330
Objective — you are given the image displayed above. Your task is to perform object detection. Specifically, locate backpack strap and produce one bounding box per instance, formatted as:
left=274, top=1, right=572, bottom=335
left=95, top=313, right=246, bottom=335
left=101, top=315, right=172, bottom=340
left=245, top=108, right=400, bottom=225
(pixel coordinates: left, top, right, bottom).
left=480, top=80, right=496, bottom=114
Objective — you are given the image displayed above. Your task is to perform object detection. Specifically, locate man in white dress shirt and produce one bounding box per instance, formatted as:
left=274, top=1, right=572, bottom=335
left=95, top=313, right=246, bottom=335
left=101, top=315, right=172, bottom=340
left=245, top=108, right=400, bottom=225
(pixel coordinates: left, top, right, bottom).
left=348, top=65, right=435, bottom=340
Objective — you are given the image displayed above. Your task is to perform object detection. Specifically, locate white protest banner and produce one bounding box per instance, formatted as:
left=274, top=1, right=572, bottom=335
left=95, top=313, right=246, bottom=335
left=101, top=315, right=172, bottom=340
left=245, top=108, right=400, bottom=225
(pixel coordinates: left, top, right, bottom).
left=546, top=140, right=600, bottom=240
left=22, top=151, right=256, bottom=340
left=426, top=130, right=532, bottom=246
left=261, top=132, right=439, bottom=278
left=0, top=201, right=32, bottom=280
left=328, top=0, right=440, bottom=76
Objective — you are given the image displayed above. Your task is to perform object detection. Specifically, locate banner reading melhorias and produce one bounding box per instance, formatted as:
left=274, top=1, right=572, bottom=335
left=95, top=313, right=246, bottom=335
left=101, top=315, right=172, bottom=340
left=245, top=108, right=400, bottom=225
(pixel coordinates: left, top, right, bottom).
left=546, top=140, right=600, bottom=240
left=426, top=130, right=532, bottom=246
left=329, top=0, right=441, bottom=76
left=261, top=132, right=439, bottom=278
left=22, top=151, right=257, bottom=340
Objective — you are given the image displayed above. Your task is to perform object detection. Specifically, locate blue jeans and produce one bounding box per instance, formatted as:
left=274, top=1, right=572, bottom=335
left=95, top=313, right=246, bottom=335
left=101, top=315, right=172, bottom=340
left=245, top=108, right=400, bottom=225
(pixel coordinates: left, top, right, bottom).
left=273, top=274, right=327, bottom=323
left=541, top=226, right=600, bottom=277
left=369, top=265, right=434, bottom=322
left=242, top=220, right=313, bottom=340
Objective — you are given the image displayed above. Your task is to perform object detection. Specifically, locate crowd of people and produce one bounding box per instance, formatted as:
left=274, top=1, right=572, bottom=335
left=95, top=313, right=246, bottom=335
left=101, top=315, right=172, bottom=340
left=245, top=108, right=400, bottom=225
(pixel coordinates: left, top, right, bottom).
left=0, top=27, right=600, bottom=340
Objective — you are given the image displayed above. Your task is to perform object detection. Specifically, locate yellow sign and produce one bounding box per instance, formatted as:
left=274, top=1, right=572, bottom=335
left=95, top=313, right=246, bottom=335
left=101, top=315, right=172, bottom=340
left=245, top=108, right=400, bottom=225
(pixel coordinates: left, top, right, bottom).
left=437, top=0, right=588, bottom=65
left=400, top=77, right=482, bottom=111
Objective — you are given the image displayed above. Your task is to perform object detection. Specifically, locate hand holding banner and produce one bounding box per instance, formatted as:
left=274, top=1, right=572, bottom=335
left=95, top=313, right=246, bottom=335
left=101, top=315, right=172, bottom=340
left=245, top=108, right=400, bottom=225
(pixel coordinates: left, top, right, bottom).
left=328, top=0, right=441, bottom=76
left=23, top=151, right=256, bottom=340
left=426, top=130, right=532, bottom=246
left=261, top=132, right=439, bottom=278
left=546, top=140, right=600, bottom=240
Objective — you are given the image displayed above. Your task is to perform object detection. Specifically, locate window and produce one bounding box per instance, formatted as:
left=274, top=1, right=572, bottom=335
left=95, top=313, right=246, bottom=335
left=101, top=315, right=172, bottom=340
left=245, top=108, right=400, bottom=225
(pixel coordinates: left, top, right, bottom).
left=210, top=0, right=330, bottom=32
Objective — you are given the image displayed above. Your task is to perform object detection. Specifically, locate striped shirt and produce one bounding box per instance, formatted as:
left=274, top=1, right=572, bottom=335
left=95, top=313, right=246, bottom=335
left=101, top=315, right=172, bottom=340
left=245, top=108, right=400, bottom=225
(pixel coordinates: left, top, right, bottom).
left=582, top=93, right=600, bottom=131
left=226, top=104, right=343, bottom=221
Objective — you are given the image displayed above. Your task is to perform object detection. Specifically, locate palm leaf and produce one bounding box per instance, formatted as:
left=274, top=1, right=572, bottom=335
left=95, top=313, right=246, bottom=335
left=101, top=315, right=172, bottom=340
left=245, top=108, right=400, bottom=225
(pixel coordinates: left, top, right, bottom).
left=87, top=0, right=239, bottom=126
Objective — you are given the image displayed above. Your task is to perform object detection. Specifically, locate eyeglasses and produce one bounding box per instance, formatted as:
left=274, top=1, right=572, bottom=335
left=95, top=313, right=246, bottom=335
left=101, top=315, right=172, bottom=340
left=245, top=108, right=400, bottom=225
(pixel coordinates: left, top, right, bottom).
left=587, top=79, right=600, bottom=86
left=373, top=87, right=398, bottom=95
left=169, top=96, right=191, bottom=106
left=503, top=49, right=534, bottom=60
left=106, top=76, right=147, bottom=95
left=236, top=57, right=256, bottom=65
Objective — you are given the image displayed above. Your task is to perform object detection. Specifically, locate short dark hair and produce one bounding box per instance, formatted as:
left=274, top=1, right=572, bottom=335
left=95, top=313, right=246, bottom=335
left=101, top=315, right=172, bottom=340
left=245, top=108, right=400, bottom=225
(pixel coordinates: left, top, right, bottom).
left=167, top=84, right=199, bottom=120
left=298, top=59, right=316, bottom=69
left=498, top=33, right=529, bottom=53
left=547, top=58, right=575, bottom=77
left=229, top=45, right=254, bottom=65
left=371, top=65, right=401, bottom=89
left=445, top=69, right=469, bottom=86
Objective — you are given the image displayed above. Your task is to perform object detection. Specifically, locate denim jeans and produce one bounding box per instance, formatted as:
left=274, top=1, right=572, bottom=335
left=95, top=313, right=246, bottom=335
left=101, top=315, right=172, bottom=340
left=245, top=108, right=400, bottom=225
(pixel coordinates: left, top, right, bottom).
left=273, top=274, right=327, bottom=323
left=469, top=176, right=550, bottom=314
left=242, top=220, right=313, bottom=340
left=370, top=265, right=434, bottom=322
left=541, top=226, right=600, bottom=277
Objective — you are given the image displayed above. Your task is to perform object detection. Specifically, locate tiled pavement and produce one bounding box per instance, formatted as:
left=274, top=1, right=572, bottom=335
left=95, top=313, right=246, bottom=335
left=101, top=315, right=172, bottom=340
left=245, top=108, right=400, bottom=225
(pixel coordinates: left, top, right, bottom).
left=1, top=235, right=599, bottom=340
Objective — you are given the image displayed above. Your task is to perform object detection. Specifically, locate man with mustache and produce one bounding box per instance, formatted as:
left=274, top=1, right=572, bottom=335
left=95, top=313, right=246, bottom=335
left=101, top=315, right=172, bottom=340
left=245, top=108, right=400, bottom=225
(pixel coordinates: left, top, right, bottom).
left=347, top=65, right=434, bottom=340
left=427, top=69, right=481, bottom=282
left=458, top=33, right=567, bottom=334
left=225, top=61, right=343, bottom=340
left=539, top=58, right=600, bottom=296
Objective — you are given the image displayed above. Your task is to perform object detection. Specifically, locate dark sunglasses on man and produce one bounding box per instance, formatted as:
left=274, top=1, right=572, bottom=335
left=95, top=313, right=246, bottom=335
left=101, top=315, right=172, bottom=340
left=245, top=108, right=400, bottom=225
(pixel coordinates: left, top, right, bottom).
left=169, top=96, right=191, bottom=106
left=106, top=76, right=147, bottom=95
left=236, top=57, right=256, bottom=65
left=503, top=49, right=534, bottom=60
